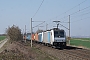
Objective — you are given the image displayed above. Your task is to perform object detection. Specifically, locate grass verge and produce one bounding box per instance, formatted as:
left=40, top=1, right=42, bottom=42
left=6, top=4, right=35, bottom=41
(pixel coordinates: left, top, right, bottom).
left=0, top=36, right=6, bottom=41
left=70, top=38, right=90, bottom=48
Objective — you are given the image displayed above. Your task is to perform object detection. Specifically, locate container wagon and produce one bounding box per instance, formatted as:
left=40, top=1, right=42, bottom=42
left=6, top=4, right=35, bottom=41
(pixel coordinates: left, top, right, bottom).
left=38, top=32, right=43, bottom=43
left=26, top=33, right=31, bottom=40
left=34, top=33, right=39, bottom=42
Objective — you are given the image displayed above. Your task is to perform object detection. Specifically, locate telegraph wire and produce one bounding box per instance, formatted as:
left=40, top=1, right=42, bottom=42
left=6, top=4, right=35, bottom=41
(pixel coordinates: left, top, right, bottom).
left=32, top=0, right=44, bottom=18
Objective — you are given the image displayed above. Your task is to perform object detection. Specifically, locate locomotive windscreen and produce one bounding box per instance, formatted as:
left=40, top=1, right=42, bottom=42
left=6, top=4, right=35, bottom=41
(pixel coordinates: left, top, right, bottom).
left=54, top=30, right=64, bottom=38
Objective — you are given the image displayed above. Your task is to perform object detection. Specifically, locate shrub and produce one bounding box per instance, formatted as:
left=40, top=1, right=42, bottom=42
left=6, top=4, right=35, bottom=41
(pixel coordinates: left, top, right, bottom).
left=6, top=25, right=23, bottom=41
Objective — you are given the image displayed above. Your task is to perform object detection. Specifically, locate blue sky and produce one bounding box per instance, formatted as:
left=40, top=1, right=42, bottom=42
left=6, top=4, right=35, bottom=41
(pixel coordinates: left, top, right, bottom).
left=0, top=0, right=90, bottom=36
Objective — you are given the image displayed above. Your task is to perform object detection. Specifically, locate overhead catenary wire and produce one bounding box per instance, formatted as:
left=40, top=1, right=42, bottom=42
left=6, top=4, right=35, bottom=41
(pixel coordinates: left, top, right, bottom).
left=32, top=0, right=44, bottom=18
left=33, top=21, right=45, bottom=28
left=32, top=21, right=45, bottom=22
left=49, top=0, right=87, bottom=20
left=71, top=16, right=90, bottom=23
left=69, top=6, right=90, bottom=23
left=59, top=24, right=69, bottom=30
left=58, top=5, right=90, bottom=22
left=71, top=11, right=90, bottom=19
left=70, top=6, right=90, bottom=15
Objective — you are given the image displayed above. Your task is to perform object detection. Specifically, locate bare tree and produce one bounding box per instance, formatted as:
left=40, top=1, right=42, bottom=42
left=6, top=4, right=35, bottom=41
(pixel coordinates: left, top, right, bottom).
left=6, top=25, right=23, bottom=41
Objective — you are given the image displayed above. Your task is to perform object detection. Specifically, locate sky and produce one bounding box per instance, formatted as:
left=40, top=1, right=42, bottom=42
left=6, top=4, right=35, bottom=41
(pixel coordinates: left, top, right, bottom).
left=0, top=0, right=90, bottom=37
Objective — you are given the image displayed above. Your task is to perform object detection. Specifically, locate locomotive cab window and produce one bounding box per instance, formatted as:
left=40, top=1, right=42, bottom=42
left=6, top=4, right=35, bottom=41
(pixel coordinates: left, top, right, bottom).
left=54, top=30, right=64, bottom=38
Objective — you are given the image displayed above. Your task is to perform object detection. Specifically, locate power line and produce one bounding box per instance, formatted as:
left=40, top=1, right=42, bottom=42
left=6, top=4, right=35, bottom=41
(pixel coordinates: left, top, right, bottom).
left=46, top=0, right=88, bottom=29
left=71, top=17, right=90, bottom=23
left=71, top=8, right=90, bottom=17
left=49, top=0, right=87, bottom=20
left=71, top=11, right=90, bottom=19
left=32, top=21, right=45, bottom=22
left=70, top=6, right=90, bottom=15
left=33, top=21, right=45, bottom=28
left=32, top=0, right=44, bottom=18
left=65, top=0, right=87, bottom=13
left=58, top=5, right=90, bottom=22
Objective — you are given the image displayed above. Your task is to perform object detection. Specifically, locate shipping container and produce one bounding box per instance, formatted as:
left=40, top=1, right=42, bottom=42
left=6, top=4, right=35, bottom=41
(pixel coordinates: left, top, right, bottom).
left=35, top=33, right=38, bottom=41
left=43, top=31, right=47, bottom=43
left=32, top=34, right=35, bottom=40
left=43, top=30, right=51, bottom=44
left=38, top=32, right=43, bottom=42
left=47, top=31, right=51, bottom=43
left=26, top=33, right=31, bottom=40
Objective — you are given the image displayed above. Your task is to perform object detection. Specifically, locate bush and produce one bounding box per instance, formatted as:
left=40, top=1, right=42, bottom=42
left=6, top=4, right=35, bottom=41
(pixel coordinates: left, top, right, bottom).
left=6, top=25, right=23, bottom=41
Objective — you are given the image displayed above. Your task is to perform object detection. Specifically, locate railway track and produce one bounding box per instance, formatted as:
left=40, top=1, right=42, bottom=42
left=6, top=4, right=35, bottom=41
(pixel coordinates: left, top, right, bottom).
left=62, top=49, right=90, bottom=60
left=18, top=41, right=90, bottom=60
left=64, top=49, right=90, bottom=59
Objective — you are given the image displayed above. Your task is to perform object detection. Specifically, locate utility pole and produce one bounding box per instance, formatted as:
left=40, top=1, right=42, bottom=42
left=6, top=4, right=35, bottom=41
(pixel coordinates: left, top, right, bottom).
left=30, top=20, right=45, bottom=47
left=23, top=29, right=24, bottom=40
left=31, top=18, right=32, bottom=47
left=25, top=25, right=26, bottom=43
left=25, top=25, right=26, bottom=34
left=69, top=15, right=70, bottom=45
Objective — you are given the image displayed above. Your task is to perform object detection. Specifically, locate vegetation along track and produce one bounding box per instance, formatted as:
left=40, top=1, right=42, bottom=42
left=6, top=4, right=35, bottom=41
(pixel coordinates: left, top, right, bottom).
left=63, top=48, right=90, bottom=60
left=19, top=40, right=90, bottom=60
left=62, top=49, right=90, bottom=60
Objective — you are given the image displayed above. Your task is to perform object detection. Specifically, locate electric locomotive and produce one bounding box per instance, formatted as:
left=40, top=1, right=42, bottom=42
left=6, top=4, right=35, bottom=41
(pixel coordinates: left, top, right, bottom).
left=52, top=28, right=66, bottom=48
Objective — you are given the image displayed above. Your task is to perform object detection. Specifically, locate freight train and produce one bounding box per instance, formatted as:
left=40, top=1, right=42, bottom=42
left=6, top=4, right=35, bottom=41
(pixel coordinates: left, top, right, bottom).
left=26, top=28, right=66, bottom=48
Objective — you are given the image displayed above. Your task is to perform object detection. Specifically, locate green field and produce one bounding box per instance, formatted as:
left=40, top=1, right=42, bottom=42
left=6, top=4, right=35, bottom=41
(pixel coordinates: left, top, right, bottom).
left=0, top=36, right=6, bottom=41
left=70, top=38, right=90, bottom=48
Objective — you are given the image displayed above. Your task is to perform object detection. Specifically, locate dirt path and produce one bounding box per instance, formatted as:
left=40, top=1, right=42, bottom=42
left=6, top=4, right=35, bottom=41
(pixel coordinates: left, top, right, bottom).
left=0, top=38, right=8, bottom=49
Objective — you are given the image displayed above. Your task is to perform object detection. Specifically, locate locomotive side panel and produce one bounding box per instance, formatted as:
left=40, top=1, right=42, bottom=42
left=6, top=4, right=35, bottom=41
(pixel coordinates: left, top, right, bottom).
left=50, top=30, right=54, bottom=45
